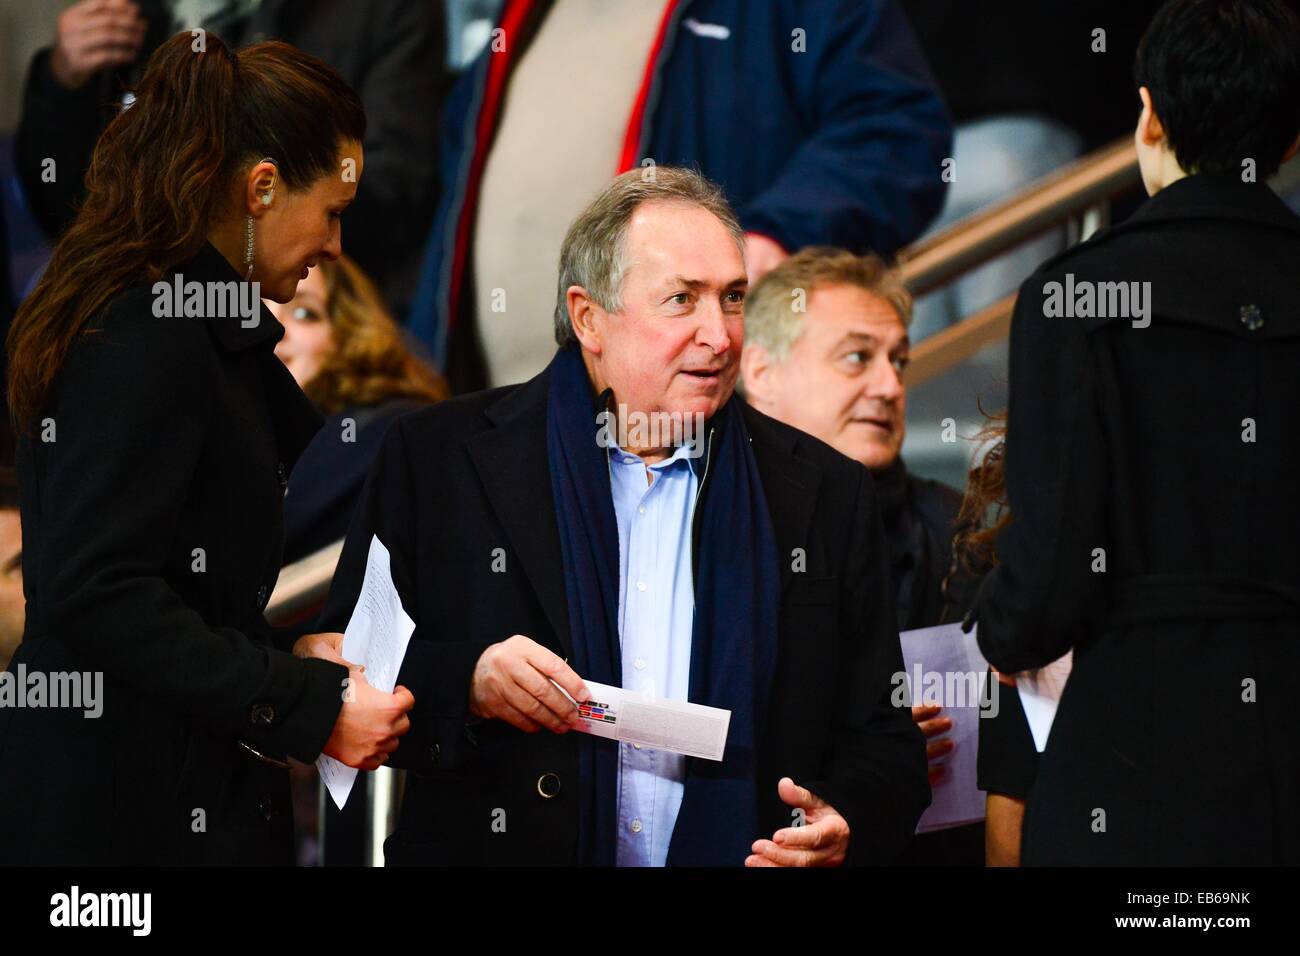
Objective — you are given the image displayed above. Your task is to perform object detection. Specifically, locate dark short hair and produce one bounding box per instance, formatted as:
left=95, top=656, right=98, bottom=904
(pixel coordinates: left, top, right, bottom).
left=1135, top=0, right=1300, bottom=178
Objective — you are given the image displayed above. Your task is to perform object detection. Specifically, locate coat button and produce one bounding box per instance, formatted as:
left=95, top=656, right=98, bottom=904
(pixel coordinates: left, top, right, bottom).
left=256, top=584, right=270, bottom=609
left=429, top=743, right=440, bottom=766
left=259, top=795, right=274, bottom=821
left=250, top=703, right=275, bottom=726
left=276, top=462, right=288, bottom=488
left=536, top=772, right=561, bottom=799
left=1240, top=304, right=1264, bottom=331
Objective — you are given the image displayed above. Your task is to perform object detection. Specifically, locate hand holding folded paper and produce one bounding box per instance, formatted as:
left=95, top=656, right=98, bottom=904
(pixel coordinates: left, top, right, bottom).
left=317, top=535, right=417, bottom=809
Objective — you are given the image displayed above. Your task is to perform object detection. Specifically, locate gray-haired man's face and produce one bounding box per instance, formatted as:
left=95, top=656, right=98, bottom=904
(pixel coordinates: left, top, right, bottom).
left=744, top=284, right=909, bottom=472
left=580, top=201, right=747, bottom=427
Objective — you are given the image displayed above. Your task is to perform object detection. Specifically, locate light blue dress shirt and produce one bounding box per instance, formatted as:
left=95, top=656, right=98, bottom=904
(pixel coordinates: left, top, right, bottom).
left=607, top=437, right=700, bottom=867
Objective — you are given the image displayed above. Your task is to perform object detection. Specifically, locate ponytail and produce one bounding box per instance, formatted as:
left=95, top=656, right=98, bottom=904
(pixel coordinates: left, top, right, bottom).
left=7, top=32, right=365, bottom=430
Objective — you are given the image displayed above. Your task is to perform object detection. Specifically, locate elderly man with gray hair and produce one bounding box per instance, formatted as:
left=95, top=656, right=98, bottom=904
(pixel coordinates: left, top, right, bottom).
left=319, top=167, right=927, bottom=866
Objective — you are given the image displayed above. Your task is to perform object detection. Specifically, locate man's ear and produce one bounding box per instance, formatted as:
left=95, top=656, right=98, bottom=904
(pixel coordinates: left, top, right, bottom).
left=245, top=160, right=278, bottom=218
left=739, top=343, right=777, bottom=408
left=567, top=285, right=603, bottom=354
left=1137, top=86, right=1165, bottom=147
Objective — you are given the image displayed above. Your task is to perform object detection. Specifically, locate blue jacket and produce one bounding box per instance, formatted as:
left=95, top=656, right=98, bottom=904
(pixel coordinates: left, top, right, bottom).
left=409, top=0, right=952, bottom=368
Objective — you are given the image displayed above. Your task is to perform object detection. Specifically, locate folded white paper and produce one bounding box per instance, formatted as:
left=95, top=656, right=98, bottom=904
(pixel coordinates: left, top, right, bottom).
left=899, top=622, right=991, bottom=833
left=317, top=535, right=415, bottom=809
left=556, top=679, right=731, bottom=762
left=1016, top=651, right=1073, bottom=752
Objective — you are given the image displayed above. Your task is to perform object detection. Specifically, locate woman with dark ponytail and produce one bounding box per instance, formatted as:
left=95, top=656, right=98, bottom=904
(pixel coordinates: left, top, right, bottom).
left=0, top=32, right=414, bottom=865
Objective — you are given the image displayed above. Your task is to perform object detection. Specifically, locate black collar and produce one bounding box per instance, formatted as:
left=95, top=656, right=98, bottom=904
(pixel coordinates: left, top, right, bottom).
left=872, top=456, right=910, bottom=526
left=173, top=241, right=286, bottom=354
left=1123, top=172, right=1300, bottom=237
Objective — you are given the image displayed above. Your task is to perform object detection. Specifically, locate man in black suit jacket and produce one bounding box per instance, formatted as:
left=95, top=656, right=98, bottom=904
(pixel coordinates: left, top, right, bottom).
left=319, top=167, right=928, bottom=866
left=740, top=247, right=988, bottom=866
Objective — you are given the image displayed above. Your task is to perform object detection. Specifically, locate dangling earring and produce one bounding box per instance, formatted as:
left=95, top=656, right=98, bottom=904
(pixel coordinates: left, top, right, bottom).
left=243, top=215, right=255, bottom=281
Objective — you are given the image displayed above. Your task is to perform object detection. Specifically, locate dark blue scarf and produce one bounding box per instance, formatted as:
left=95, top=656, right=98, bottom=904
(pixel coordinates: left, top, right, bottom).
left=546, top=345, right=780, bottom=866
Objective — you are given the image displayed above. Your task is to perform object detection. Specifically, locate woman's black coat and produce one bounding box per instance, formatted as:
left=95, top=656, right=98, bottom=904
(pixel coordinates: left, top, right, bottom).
left=977, top=173, right=1300, bottom=865
left=0, top=242, right=348, bottom=864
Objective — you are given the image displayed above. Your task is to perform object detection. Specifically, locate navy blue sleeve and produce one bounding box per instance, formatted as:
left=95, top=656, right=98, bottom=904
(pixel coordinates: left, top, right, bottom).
left=740, top=0, right=953, bottom=255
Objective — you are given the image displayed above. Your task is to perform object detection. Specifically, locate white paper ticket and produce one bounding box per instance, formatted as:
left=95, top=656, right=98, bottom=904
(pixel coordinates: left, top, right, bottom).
left=554, top=678, right=731, bottom=762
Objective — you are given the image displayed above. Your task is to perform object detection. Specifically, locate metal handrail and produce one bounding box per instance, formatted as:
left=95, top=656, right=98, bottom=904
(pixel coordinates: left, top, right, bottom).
left=899, top=137, right=1141, bottom=296
left=904, top=292, right=1016, bottom=389
left=902, top=139, right=1300, bottom=388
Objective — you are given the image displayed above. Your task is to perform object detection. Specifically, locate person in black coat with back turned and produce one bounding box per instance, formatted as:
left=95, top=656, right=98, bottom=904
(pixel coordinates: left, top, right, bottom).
left=318, top=167, right=929, bottom=866
left=0, top=33, right=413, bottom=865
left=975, top=0, right=1300, bottom=865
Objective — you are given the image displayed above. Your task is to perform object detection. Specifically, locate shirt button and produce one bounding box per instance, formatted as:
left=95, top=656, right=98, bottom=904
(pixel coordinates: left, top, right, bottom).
left=250, top=703, right=275, bottom=726
left=630, top=818, right=643, bottom=833
left=636, top=581, right=647, bottom=592
left=634, top=658, right=646, bottom=670
left=638, top=506, right=646, bottom=515
left=633, top=743, right=643, bottom=750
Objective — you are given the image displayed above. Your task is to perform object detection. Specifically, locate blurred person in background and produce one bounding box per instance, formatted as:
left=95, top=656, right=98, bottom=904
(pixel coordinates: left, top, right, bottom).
left=0, top=202, right=12, bottom=462
left=14, top=0, right=445, bottom=316
left=409, top=0, right=953, bottom=392
left=740, top=247, right=983, bottom=864
left=0, top=468, right=23, bottom=673
left=948, top=414, right=1040, bottom=867
left=269, top=255, right=447, bottom=565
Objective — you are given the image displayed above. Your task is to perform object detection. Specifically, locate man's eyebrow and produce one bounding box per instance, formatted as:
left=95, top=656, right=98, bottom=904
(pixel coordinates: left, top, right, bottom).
left=834, top=331, right=879, bottom=350
left=662, top=275, right=749, bottom=291
left=832, top=330, right=911, bottom=351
